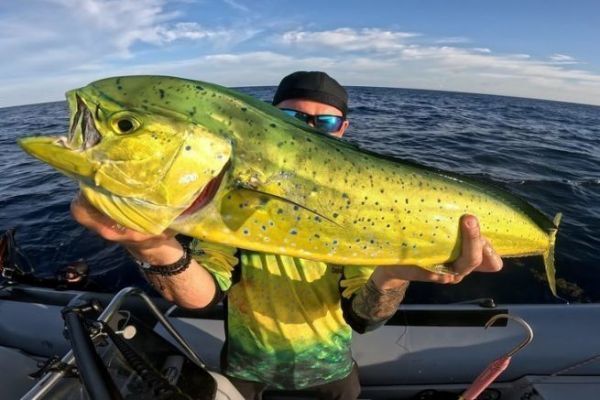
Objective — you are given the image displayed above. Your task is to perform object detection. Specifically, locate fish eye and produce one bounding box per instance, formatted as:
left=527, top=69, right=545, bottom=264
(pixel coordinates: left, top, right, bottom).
left=117, top=118, right=135, bottom=133
left=110, top=113, right=141, bottom=134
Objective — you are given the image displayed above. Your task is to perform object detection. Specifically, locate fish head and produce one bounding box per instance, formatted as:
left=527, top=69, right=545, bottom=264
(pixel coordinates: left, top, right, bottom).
left=18, top=76, right=233, bottom=234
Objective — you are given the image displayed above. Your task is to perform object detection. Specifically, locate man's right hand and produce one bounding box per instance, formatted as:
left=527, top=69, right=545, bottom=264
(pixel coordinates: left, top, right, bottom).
left=70, top=192, right=218, bottom=309
left=70, top=192, right=183, bottom=264
left=70, top=192, right=170, bottom=244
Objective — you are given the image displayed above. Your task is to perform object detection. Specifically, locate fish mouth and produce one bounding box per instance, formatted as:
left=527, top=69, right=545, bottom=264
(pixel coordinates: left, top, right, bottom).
left=59, top=95, right=102, bottom=151
left=18, top=94, right=103, bottom=180
left=178, top=162, right=229, bottom=218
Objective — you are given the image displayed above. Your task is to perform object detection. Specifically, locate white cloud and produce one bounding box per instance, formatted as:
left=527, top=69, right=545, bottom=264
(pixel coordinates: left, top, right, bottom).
left=434, top=36, right=470, bottom=44
left=549, top=53, right=578, bottom=64
left=223, top=0, right=249, bottom=12
left=147, top=22, right=245, bottom=45
left=280, top=28, right=419, bottom=52
left=0, top=0, right=255, bottom=78
left=424, top=47, right=599, bottom=84
left=274, top=28, right=600, bottom=105
left=1, top=19, right=599, bottom=107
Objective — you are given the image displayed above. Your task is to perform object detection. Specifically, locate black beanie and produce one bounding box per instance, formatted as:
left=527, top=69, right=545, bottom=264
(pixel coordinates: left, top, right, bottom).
left=272, top=71, right=348, bottom=116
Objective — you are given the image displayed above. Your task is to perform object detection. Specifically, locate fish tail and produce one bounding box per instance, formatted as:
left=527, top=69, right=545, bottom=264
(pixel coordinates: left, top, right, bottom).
left=543, top=212, right=562, bottom=297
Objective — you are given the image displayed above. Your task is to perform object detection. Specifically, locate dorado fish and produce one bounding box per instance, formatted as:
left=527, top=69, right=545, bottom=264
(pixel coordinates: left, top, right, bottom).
left=18, top=75, right=561, bottom=295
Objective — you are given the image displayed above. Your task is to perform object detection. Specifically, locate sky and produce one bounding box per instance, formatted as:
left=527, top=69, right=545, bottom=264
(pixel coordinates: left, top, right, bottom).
left=1, top=0, right=599, bottom=107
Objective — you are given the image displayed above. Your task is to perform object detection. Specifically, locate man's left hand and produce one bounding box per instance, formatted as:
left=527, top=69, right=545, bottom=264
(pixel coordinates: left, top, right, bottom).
left=371, top=214, right=503, bottom=289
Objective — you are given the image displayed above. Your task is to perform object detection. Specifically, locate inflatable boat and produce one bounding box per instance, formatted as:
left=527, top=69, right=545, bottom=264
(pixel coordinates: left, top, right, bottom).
left=1, top=228, right=599, bottom=399
left=2, top=282, right=600, bottom=399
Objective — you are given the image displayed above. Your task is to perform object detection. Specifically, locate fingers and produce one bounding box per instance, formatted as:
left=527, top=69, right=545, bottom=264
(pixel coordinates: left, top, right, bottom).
left=70, top=193, right=171, bottom=244
left=70, top=193, right=114, bottom=232
left=452, top=215, right=484, bottom=276
left=376, top=265, right=464, bottom=285
left=70, top=194, right=124, bottom=241
left=477, top=238, right=503, bottom=272
left=424, top=271, right=463, bottom=284
left=383, top=214, right=504, bottom=286
left=450, top=214, right=503, bottom=279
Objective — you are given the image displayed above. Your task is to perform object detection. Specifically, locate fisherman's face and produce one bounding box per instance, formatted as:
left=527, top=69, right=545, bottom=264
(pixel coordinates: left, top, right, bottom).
left=275, top=99, right=349, bottom=138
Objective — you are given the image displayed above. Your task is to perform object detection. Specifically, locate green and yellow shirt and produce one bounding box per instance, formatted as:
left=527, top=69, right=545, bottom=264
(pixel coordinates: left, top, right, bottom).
left=190, top=240, right=376, bottom=389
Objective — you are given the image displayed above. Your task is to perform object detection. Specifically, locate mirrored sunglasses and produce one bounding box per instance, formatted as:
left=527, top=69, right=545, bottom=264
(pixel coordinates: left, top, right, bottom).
left=280, top=108, right=345, bottom=133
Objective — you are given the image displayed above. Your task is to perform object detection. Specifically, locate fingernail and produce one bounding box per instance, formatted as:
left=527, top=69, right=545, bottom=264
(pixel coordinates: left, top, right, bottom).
left=112, top=223, right=126, bottom=232
left=484, top=244, right=494, bottom=256
left=465, top=217, right=477, bottom=228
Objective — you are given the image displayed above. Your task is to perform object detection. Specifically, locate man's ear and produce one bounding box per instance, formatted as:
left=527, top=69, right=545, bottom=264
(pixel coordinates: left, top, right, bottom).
left=335, top=119, right=350, bottom=138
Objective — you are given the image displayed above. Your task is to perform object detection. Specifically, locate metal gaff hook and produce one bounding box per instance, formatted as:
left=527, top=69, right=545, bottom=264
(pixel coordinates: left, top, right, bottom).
left=459, top=314, right=534, bottom=400
left=485, top=313, right=534, bottom=357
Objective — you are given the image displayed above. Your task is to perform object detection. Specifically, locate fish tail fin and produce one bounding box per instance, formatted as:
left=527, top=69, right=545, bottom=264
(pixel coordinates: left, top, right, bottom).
left=543, top=212, right=562, bottom=297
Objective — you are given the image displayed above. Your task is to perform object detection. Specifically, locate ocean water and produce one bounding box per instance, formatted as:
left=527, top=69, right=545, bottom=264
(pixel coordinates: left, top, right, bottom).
left=0, top=86, right=598, bottom=304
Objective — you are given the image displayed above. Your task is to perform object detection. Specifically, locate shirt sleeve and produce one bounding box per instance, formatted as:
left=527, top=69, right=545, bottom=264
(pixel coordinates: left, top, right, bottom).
left=189, top=239, right=239, bottom=292
left=339, top=265, right=378, bottom=298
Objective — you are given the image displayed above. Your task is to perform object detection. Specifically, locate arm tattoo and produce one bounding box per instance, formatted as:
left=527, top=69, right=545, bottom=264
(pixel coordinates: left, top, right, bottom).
left=351, top=279, right=409, bottom=323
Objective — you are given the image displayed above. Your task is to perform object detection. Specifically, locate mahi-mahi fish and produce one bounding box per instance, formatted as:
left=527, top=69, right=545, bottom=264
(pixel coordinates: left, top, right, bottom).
left=18, top=75, right=561, bottom=295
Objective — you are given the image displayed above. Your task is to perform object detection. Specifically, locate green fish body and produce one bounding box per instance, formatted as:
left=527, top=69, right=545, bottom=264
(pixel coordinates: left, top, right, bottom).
left=18, top=76, right=561, bottom=295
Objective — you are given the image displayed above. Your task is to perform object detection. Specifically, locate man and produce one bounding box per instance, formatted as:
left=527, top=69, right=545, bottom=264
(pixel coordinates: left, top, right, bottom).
left=71, top=71, right=503, bottom=399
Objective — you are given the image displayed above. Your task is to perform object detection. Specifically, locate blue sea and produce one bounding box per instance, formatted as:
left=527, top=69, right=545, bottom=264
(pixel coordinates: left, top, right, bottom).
left=1, top=86, right=599, bottom=304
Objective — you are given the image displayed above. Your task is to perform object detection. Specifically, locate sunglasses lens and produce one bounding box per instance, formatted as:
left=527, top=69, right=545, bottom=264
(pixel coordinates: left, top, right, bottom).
left=315, top=115, right=344, bottom=133
left=281, top=109, right=310, bottom=123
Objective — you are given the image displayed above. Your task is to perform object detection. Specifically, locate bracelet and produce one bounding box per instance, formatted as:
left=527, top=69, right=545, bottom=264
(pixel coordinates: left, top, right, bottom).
left=134, top=246, right=192, bottom=276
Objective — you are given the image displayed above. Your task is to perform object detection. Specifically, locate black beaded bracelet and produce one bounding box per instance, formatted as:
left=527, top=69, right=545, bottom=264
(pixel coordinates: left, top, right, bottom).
left=135, top=246, right=192, bottom=276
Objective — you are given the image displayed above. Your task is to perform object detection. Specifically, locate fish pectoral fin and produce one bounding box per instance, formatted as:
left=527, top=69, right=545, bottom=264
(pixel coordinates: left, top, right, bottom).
left=242, top=185, right=341, bottom=227
left=220, top=189, right=269, bottom=231
left=220, top=184, right=342, bottom=231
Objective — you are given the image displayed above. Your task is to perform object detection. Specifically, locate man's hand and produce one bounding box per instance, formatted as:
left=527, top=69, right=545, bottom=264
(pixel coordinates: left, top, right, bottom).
left=71, top=192, right=218, bottom=308
left=70, top=193, right=182, bottom=264
left=71, top=192, right=173, bottom=244
left=371, top=214, right=503, bottom=289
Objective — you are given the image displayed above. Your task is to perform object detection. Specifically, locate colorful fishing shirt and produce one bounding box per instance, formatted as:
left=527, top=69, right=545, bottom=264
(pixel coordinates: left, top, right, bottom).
left=190, top=240, right=376, bottom=389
